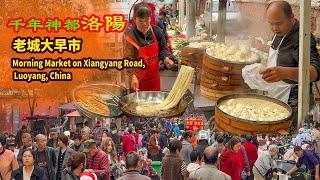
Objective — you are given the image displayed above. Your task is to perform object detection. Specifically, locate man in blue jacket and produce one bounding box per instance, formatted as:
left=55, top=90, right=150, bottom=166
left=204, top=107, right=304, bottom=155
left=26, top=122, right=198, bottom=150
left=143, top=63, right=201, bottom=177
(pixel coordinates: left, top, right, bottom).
left=286, top=146, right=319, bottom=180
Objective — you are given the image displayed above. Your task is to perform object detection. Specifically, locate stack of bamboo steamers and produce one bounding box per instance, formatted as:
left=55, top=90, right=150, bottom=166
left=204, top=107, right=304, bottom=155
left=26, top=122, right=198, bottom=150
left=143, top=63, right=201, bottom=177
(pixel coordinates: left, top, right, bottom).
left=181, top=42, right=260, bottom=100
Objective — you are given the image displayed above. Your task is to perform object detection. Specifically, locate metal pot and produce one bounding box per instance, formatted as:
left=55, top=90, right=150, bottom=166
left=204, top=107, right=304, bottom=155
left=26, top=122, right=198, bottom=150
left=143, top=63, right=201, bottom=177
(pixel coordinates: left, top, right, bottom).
left=117, top=90, right=193, bottom=118
left=73, top=83, right=126, bottom=118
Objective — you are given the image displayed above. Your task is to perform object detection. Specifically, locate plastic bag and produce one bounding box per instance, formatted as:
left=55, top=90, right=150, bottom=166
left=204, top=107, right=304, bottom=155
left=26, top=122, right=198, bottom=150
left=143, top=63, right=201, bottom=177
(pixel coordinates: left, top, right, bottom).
left=242, top=63, right=272, bottom=91
left=242, top=63, right=293, bottom=103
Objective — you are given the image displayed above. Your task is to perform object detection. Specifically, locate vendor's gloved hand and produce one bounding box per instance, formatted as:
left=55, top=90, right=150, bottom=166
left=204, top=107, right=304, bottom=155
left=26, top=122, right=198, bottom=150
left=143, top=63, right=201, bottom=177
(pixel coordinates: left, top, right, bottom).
left=164, top=57, right=175, bottom=69
left=131, top=75, right=139, bottom=91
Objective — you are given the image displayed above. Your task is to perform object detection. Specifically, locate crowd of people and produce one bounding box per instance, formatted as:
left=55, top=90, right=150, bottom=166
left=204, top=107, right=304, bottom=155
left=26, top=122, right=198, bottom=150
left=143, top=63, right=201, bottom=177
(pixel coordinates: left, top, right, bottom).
left=0, top=119, right=320, bottom=180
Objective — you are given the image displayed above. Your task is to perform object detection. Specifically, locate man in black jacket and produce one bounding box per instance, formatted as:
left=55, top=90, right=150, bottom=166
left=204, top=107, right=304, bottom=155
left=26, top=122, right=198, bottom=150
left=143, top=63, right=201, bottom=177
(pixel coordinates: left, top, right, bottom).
left=35, top=134, right=56, bottom=180
left=47, top=132, right=58, bottom=149
left=17, top=133, right=37, bottom=166
left=260, top=0, right=320, bottom=128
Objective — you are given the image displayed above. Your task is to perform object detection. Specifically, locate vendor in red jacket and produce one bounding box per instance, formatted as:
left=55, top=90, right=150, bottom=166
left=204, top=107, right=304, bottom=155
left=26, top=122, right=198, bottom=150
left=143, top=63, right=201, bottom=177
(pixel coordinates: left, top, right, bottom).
left=243, top=135, right=258, bottom=171
left=124, top=2, right=174, bottom=91
left=219, top=136, right=242, bottom=180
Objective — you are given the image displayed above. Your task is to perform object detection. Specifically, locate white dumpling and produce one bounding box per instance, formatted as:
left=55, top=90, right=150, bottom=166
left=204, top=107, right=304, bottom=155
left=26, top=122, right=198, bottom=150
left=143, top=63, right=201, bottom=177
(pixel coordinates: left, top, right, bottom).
left=218, top=97, right=290, bottom=121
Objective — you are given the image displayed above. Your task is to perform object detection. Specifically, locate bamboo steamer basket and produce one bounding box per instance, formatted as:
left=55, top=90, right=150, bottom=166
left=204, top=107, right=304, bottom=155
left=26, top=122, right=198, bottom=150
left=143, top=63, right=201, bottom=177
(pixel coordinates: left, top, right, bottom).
left=181, top=46, right=205, bottom=69
left=200, top=51, right=259, bottom=100
left=180, top=46, right=206, bottom=85
left=200, top=86, right=250, bottom=100
left=215, top=94, right=292, bottom=135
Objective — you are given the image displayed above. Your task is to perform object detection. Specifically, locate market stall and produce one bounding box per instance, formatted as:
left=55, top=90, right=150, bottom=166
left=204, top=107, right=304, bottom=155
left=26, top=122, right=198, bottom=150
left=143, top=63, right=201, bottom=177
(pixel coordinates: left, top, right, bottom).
left=71, top=68, right=197, bottom=129
left=61, top=0, right=317, bottom=137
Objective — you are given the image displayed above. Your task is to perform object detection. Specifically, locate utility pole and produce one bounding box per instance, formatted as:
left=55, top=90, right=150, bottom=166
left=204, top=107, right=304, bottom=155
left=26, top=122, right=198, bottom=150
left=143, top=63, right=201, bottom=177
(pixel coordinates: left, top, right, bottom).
left=172, top=0, right=178, bottom=19
left=209, top=0, right=213, bottom=39
left=179, top=0, right=185, bottom=29
left=298, top=0, right=311, bottom=129
left=186, top=0, right=196, bottom=39
left=217, top=0, right=227, bottom=43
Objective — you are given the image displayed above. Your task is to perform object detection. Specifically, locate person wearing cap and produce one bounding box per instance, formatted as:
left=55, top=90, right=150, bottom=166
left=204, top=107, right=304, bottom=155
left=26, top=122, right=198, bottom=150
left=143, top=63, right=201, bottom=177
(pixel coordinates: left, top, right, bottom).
left=55, top=134, right=74, bottom=180
left=195, top=130, right=210, bottom=158
left=189, top=147, right=231, bottom=180
left=83, top=139, right=110, bottom=180
left=253, top=145, right=278, bottom=180
left=0, top=134, right=19, bottom=180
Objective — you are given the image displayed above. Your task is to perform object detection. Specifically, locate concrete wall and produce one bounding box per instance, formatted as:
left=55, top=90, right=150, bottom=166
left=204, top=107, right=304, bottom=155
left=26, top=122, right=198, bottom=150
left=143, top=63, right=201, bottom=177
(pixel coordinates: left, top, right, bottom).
left=236, top=0, right=320, bottom=8
left=235, top=0, right=320, bottom=39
